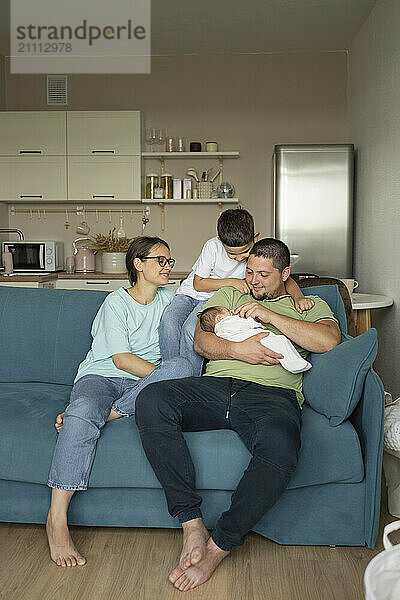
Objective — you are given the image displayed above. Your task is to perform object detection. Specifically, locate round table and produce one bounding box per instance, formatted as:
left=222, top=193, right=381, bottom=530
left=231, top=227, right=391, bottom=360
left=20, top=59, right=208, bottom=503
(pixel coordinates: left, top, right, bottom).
left=351, top=293, right=394, bottom=335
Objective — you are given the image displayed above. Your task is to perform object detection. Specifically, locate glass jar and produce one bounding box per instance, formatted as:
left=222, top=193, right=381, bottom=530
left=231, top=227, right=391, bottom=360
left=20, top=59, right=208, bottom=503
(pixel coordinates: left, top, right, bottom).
left=146, top=173, right=159, bottom=199
left=160, top=173, right=173, bottom=199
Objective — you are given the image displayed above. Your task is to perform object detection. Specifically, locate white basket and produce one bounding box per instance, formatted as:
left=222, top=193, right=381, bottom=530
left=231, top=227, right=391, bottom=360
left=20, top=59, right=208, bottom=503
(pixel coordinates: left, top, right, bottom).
left=364, top=521, right=400, bottom=599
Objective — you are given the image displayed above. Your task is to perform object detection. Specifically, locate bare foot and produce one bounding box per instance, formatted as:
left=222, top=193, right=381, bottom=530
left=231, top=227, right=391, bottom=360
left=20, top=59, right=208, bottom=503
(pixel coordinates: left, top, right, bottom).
left=171, top=536, right=229, bottom=591
left=171, top=518, right=210, bottom=578
left=54, top=409, right=121, bottom=432
left=46, top=510, right=86, bottom=567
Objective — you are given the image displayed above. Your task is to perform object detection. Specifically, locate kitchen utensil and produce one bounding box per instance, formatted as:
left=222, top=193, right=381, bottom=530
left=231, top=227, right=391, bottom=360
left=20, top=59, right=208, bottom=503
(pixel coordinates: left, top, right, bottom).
left=156, top=128, right=166, bottom=151
left=166, top=137, right=176, bottom=152
left=206, top=142, right=218, bottom=152
left=65, top=256, right=75, bottom=274
left=116, top=215, right=126, bottom=239
left=210, top=168, right=221, bottom=183
left=76, top=221, right=90, bottom=235
left=146, top=173, right=159, bottom=199
left=177, top=137, right=186, bottom=152
left=186, top=168, right=199, bottom=182
left=206, top=167, right=216, bottom=181
left=217, top=181, right=235, bottom=198
left=154, top=186, right=164, bottom=199
left=146, top=127, right=158, bottom=150
left=160, top=173, right=173, bottom=199
left=73, top=237, right=96, bottom=273
left=197, top=182, right=213, bottom=199
left=190, top=142, right=202, bottom=152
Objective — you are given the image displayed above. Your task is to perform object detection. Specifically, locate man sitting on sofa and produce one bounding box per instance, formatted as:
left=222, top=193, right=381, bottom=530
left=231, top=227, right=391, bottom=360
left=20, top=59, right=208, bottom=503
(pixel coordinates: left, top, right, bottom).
left=135, top=238, right=341, bottom=592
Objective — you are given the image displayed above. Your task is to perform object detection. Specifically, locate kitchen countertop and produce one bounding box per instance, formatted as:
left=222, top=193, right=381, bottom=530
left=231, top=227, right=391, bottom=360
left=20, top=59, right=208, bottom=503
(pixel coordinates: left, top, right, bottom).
left=0, top=271, right=189, bottom=282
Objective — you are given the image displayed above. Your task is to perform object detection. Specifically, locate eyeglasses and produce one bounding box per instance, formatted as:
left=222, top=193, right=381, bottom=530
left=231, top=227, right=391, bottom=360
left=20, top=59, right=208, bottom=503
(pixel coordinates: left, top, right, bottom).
left=140, top=256, right=176, bottom=268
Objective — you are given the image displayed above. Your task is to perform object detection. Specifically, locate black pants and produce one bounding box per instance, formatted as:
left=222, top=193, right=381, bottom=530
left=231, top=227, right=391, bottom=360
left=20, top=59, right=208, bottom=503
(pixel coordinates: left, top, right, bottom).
left=135, top=376, right=301, bottom=551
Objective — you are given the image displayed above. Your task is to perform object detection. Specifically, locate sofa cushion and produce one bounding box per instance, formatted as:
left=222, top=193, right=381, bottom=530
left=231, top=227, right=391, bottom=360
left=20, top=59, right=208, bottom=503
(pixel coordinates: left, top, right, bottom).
left=303, top=329, right=378, bottom=426
left=0, top=385, right=363, bottom=491
left=0, top=286, right=108, bottom=385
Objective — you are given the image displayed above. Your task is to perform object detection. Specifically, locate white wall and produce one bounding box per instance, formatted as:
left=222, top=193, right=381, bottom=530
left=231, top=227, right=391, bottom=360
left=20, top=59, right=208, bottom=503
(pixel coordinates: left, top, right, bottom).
left=349, top=0, right=400, bottom=394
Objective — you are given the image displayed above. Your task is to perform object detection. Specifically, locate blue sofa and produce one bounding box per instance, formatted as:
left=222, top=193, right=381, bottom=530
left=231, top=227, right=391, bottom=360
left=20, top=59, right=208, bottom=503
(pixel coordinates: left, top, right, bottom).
left=0, top=285, right=384, bottom=547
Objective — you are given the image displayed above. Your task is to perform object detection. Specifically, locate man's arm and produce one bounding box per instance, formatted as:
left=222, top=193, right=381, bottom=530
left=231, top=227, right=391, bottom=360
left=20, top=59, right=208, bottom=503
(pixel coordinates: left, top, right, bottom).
left=193, top=321, right=283, bottom=365
left=233, top=303, right=340, bottom=353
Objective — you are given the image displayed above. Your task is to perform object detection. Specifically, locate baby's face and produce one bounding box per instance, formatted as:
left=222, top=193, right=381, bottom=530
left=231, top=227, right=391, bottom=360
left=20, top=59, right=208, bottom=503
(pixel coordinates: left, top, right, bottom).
left=213, top=307, right=232, bottom=328
left=218, top=307, right=231, bottom=319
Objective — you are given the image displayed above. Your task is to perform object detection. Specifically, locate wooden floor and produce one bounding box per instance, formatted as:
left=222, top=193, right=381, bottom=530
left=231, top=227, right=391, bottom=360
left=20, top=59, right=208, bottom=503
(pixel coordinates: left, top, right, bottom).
left=0, top=492, right=397, bottom=600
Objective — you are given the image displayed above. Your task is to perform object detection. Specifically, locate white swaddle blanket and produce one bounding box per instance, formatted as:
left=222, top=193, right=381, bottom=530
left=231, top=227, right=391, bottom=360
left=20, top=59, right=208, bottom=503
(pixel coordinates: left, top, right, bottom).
left=214, top=315, right=311, bottom=374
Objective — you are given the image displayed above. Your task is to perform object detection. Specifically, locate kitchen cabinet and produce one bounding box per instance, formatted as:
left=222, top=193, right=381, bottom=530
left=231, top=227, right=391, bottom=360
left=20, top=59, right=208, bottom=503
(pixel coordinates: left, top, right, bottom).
left=0, top=281, right=56, bottom=288
left=67, top=111, right=141, bottom=155
left=56, top=278, right=130, bottom=292
left=0, top=156, right=67, bottom=202
left=0, top=110, right=141, bottom=206
left=0, top=112, right=66, bottom=156
left=68, top=155, right=141, bottom=202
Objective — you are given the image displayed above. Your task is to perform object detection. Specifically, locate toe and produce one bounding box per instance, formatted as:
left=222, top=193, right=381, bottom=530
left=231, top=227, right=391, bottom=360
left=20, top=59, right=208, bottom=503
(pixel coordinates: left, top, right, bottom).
left=169, top=566, right=183, bottom=583
left=174, top=573, right=187, bottom=590
left=77, top=555, right=86, bottom=566
left=70, top=555, right=77, bottom=567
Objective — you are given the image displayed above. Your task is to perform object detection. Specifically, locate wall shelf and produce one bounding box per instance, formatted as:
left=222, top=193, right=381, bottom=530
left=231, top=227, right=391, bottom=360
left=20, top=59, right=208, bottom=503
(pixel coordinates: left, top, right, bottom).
left=142, top=152, right=239, bottom=158
left=142, top=198, right=239, bottom=204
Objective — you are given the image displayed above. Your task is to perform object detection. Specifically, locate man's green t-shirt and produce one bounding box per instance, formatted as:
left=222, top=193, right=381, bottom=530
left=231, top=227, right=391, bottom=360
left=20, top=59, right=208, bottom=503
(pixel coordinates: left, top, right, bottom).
left=197, top=287, right=337, bottom=406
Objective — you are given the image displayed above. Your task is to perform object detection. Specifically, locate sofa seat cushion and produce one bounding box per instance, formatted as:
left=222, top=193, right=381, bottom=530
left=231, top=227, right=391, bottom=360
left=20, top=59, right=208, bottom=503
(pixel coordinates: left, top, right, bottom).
left=1, top=384, right=364, bottom=491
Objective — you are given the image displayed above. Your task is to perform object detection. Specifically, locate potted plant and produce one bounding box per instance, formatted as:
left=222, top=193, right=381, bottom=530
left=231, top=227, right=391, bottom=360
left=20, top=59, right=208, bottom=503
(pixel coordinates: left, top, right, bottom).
left=90, top=229, right=136, bottom=273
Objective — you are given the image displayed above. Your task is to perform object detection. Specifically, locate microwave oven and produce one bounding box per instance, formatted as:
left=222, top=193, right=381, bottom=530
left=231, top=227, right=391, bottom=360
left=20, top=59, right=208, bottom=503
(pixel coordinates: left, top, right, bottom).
left=1, top=241, right=64, bottom=272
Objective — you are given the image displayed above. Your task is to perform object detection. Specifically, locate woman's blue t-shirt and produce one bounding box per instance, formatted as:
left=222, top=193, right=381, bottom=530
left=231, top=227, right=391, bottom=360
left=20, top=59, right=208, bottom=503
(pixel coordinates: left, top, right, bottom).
left=75, top=286, right=174, bottom=382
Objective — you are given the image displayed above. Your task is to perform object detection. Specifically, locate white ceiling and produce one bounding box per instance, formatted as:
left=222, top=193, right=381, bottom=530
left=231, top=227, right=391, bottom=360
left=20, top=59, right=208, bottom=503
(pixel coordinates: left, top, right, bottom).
left=0, top=0, right=376, bottom=56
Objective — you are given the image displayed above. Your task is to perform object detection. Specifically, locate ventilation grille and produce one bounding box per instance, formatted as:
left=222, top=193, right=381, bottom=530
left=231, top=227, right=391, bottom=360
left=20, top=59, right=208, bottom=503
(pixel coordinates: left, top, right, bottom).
left=46, top=75, right=68, bottom=106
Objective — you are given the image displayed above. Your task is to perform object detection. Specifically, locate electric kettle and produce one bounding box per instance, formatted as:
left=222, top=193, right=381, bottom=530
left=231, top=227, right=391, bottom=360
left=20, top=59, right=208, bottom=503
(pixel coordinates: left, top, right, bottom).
left=73, top=237, right=97, bottom=273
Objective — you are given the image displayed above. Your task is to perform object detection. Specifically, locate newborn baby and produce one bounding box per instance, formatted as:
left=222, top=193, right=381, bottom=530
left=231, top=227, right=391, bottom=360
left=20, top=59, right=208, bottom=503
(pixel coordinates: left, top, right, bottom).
left=200, top=306, right=311, bottom=374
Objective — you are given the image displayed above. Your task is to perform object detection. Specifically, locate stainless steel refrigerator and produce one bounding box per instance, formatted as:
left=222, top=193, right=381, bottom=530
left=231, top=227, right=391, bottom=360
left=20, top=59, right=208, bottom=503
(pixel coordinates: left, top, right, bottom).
left=273, top=144, right=354, bottom=277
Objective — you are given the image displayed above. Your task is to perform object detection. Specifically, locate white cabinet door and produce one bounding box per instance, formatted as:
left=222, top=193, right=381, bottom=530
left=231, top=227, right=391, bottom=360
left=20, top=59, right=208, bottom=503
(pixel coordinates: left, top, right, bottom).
left=67, top=111, right=141, bottom=155
left=0, top=156, right=67, bottom=202
left=68, top=155, right=140, bottom=202
left=56, top=279, right=130, bottom=291
left=0, top=112, right=66, bottom=156
left=0, top=281, right=56, bottom=288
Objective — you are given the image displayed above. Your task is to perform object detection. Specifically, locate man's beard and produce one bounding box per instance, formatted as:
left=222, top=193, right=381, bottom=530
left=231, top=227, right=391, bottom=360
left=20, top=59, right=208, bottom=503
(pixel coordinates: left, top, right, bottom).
left=250, top=288, right=275, bottom=301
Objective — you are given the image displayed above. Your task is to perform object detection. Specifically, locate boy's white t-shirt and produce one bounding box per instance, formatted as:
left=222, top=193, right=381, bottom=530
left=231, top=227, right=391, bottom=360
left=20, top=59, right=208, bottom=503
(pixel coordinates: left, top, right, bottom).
left=176, top=236, right=246, bottom=301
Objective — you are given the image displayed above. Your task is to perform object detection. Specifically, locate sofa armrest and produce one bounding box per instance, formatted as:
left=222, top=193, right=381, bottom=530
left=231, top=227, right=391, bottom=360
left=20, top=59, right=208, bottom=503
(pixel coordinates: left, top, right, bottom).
left=349, top=368, right=385, bottom=548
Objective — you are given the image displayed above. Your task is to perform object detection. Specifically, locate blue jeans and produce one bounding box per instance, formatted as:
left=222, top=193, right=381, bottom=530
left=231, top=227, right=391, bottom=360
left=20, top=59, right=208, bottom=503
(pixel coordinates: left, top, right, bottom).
left=159, top=294, right=207, bottom=375
left=136, top=376, right=301, bottom=551
left=47, top=357, right=193, bottom=491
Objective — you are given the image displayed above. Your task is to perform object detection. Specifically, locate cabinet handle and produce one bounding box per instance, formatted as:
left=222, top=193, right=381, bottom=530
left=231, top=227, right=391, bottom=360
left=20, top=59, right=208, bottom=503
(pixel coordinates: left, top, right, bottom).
left=20, top=194, right=43, bottom=199
left=91, top=150, right=115, bottom=154
left=86, top=281, right=110, bottom=285
left=19, top=150, right=42, bottom=154
left=92, top=195, right=115, bottom=199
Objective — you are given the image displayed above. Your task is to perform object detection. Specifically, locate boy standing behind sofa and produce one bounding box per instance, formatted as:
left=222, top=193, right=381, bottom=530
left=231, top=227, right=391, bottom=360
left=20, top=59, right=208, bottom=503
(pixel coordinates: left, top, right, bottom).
left=159, top=209, right=313, bottom=374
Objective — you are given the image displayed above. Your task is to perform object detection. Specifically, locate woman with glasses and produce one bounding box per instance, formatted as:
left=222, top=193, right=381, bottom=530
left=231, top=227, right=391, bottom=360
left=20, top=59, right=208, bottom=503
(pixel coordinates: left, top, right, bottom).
left=46, top=237, right=192, bottom=568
